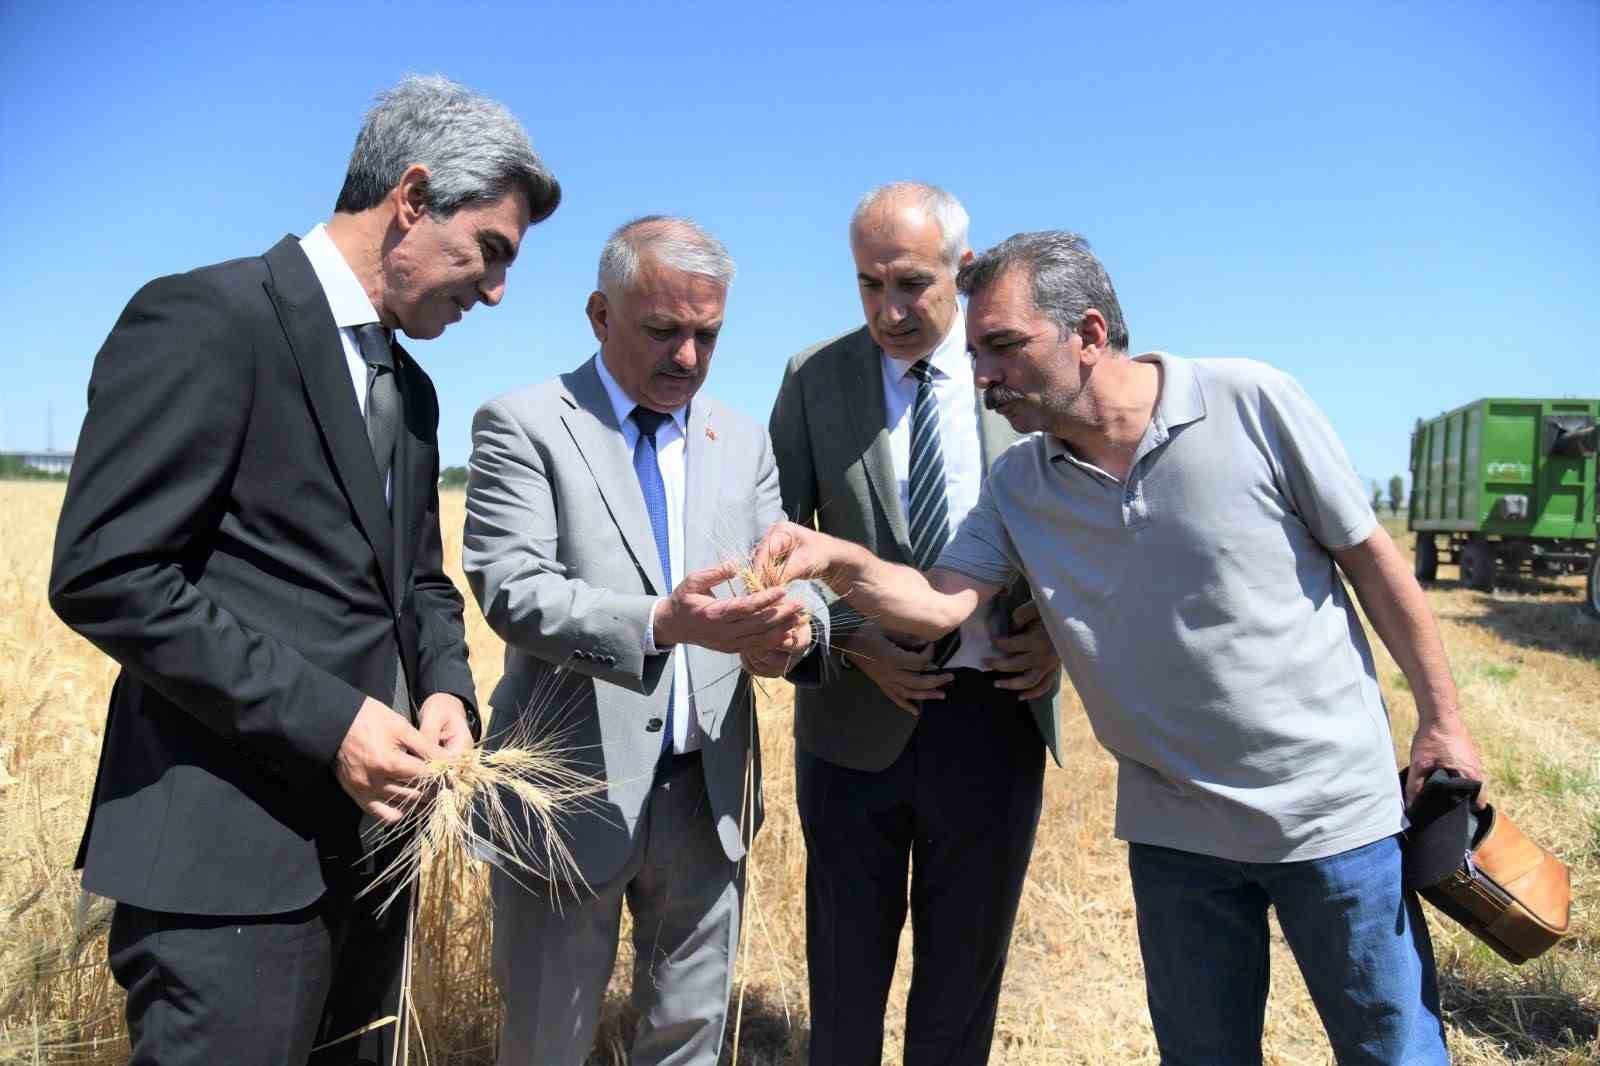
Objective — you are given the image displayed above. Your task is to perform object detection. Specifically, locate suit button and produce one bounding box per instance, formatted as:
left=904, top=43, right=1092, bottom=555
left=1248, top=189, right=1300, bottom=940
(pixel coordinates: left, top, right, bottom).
left=645, top=717, right=663, bottom=732
left=604, top=655, right=617, bottom=665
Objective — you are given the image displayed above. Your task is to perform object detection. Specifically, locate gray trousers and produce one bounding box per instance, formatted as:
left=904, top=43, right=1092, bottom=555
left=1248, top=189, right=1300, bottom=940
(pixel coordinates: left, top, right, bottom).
left=491, top=752, right=745, bottom=1066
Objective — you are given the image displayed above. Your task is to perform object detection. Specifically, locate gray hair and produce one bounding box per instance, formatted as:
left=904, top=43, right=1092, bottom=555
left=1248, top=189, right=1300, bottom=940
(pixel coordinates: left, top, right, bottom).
left=335, top=74, right=561, bottom=223
left=597, top=216, right=736, bottom=299
left=849, top=182, right=970, bottom=273
left=957, top=231, right=1130, bottom=353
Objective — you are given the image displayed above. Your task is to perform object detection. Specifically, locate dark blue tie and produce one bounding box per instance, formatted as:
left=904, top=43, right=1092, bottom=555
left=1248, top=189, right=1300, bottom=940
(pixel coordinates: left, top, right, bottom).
left=632, top=407, right=674, bottom=749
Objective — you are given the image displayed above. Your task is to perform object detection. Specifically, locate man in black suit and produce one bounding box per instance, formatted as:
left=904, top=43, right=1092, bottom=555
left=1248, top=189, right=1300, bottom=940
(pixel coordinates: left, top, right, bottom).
left=48, top=75, right=560, bottom=1066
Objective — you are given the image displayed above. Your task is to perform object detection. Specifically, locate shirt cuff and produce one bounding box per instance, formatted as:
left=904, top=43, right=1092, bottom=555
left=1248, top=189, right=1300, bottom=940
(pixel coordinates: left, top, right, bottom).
left=644, top=597, right=667, bottom=655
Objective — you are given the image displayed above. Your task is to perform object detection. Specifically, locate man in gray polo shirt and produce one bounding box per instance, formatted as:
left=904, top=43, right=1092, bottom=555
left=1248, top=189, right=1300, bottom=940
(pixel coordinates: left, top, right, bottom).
left=754, top=231, right=1485, bottom=1064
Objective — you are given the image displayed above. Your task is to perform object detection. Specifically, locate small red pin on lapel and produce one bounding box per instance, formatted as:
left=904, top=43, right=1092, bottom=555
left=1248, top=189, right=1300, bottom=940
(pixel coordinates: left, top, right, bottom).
left=705, top=425, right=717, bottom=441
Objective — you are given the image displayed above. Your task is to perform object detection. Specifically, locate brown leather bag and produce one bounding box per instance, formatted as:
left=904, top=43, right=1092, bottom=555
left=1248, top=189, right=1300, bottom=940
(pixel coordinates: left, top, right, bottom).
left=1401, top=769, right=1571, bottom=965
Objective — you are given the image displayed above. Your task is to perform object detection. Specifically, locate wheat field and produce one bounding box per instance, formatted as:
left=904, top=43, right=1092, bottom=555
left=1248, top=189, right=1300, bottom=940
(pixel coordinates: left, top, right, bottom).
left=1, top=481, right=1595, bottom=1064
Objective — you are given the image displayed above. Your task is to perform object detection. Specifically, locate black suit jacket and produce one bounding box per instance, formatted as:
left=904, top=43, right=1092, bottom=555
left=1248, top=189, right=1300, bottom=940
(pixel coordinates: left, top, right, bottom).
left=50, top=236, right=477, bottom=917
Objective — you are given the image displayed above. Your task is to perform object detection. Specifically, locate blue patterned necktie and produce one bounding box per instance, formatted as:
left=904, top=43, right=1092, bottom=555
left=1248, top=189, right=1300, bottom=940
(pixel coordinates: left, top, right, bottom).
left=632, top=407, right=675, bottom=748
left=906, top=359, right=961, bottom=667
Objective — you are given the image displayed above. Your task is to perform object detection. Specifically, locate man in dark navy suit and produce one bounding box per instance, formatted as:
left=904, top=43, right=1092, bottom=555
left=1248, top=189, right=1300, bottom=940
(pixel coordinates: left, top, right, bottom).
left=49, top=75, right=560, bottom=1066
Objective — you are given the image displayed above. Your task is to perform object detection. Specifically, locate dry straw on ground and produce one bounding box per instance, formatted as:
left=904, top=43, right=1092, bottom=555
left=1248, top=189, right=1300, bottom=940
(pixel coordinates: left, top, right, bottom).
left=2, top=482, right=1596, bottom=1064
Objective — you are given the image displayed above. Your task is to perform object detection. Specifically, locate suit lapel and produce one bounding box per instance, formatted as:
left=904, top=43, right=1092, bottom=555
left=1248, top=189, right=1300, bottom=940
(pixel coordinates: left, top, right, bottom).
left=261, top=236, right=396, bottom=607
left=683, top=399, right=724, bottom=576
left=559, top=358, right=669, bottom=595
left=846, top=333, right=913, bottom=559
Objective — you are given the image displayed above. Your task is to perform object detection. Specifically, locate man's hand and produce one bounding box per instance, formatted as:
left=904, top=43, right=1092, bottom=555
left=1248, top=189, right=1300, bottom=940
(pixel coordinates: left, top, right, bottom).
left=334, top=697, right=441, bottom=825
left=753, top=521, right=991, bottom=641
left=843, top=623, right=952, bottom=716
left=654, top=562, right=809, bottom=655
left=418, top=692, right=473, bottom=757
left=752, top=521, right=848, bottom=587
left=740, top=615, right=814, bottom=678
left=1406, top=713, right=1487, bottom=808
left=986, top=600, right=1059, bottom=700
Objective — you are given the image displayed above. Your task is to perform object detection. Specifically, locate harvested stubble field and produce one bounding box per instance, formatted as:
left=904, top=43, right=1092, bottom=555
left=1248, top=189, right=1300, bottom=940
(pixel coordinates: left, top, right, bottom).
left=2, top=480, right=1596, bottom=1064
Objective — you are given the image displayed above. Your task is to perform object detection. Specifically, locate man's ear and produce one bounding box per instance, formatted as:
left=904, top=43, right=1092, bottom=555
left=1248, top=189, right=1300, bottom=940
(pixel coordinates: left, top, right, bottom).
left=585, top=290, right=610, bottom=344
left=1076, top=309, right=1110, bottom=364
left=394, top=165, right=432, bottom=232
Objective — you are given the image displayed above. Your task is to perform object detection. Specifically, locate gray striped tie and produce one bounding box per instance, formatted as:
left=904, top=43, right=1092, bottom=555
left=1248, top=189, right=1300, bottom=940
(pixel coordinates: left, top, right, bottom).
left=354, top=324, right=411, bottom=721
left=906, top=359, right=960, bottom=667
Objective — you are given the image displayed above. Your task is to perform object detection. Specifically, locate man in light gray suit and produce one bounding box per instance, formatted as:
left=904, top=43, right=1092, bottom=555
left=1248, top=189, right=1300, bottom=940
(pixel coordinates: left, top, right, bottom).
left=463, top=216, right=820, bottom=1065
left=764, top=183, right=1062, bottom=1065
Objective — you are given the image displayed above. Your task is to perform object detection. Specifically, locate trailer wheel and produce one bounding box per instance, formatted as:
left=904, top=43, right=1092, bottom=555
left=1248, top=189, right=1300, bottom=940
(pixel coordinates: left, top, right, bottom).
left=1586, top=554, right=1600, bottom=619
left=1460, top=539, right=1497, bottom=592
left=1414, top=535, right=1438, bottom=582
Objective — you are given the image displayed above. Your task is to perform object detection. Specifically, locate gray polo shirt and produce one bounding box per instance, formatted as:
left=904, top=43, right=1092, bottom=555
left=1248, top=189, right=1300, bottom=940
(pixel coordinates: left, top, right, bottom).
left=938, top=352, right=1401, bottom=863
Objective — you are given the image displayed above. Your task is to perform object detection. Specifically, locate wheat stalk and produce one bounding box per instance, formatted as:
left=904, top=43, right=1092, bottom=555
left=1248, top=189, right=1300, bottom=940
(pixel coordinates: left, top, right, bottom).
left=357, top=668, right=606, bottom=919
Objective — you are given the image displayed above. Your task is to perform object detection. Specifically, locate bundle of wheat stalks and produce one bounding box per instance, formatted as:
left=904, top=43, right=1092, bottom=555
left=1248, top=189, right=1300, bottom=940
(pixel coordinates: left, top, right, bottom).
left=359, top=670, right=605, bottom=919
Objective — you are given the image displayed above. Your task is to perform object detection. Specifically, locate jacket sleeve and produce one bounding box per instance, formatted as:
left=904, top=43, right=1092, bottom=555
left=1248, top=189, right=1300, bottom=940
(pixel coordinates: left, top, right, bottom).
left=767, top=354, right=848, bottom=686
left=407, top=406, right=480, bottom=736
left=462, top=397, right=669, bottom=694
left=48, top=272, right=367, bottom=784
left=749, top=423, right=831, bottom=657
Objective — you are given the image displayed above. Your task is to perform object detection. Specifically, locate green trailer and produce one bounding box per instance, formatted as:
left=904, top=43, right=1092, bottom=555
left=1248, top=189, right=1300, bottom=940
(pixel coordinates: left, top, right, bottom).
left=1408, top=397, right=1599, bottom=614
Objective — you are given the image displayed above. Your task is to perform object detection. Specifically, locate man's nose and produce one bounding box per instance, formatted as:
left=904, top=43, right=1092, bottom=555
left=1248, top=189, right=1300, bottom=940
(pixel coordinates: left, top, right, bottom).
left=478, top=263, right=508, bottom=307
left=671, top=334, right=699, bottom=369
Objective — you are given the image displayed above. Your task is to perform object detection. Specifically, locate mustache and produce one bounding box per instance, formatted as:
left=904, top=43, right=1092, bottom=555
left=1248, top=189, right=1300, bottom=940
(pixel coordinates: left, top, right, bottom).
left=984, top=385, right=1025, bottom=410
left=652, top=362, right=697, bottom=378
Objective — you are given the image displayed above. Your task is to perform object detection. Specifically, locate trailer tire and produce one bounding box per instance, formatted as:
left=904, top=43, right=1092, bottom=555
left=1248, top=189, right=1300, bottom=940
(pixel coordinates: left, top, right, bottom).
left=1414, top=535, right=1438, bottom=582
left=1461, top=539, right=1497, bottom=592
left=1586, top=554, right=1600, bottom=619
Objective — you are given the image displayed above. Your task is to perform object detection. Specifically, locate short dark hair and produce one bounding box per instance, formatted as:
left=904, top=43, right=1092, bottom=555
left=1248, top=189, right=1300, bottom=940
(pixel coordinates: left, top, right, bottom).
left=957, top=231, right=1129, bottom=352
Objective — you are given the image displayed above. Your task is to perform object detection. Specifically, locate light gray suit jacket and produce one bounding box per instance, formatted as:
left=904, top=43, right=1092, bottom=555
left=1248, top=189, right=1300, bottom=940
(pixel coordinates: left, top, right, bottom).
left=770, top=326, right=1063, bottom=772
left=464, top=356, right=800, bottom=887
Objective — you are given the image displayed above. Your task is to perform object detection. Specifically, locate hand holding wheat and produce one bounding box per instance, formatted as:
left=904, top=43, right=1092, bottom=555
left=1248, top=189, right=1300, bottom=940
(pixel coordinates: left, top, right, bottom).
left=356, top=672, right=605, bottom=918
left=335, top=698, right=441, bottom=825
left=750, top=520, right=845, bottom=590
left=653, top=562, right=808, bottom=655
left=417, top=692, right=473, bottom=756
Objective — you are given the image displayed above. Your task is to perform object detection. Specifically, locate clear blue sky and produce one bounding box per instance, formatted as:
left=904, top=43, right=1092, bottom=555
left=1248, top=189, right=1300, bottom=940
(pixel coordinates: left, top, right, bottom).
left=3, top=1, right=1596, bottom=491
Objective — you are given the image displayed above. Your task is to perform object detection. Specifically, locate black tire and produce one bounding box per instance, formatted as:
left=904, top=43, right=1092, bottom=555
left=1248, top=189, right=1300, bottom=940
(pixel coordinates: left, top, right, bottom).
left=1461, top=538, right=1498, bottom=592
left=1414, top=535, right=1438, bottom=582
left=1586, top=553, right=1600, bottom=619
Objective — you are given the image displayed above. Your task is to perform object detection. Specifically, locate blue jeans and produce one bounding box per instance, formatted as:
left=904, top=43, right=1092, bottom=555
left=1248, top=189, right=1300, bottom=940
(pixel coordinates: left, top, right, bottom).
left=1128, top=834, right=1448, bottom=1065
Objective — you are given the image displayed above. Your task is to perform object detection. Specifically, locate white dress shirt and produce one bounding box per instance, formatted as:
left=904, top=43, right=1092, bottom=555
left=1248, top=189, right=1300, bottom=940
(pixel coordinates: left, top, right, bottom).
left=592, top=353, right=699, bottom=754
left=880, top=308, right=996, bottom=670
left=299, top=223, right=390, bottom=502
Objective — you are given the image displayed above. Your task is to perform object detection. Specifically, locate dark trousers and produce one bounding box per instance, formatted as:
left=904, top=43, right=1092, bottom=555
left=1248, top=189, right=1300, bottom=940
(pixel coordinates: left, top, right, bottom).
left=797, top=669, right=1045, bottom=1066
left=108, top=862, right=409, bottom=1066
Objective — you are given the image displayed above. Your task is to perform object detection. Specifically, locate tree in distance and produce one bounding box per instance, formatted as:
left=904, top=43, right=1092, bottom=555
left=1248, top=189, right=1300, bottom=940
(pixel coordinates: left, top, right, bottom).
left=0, top=455, right=68, bottom=481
